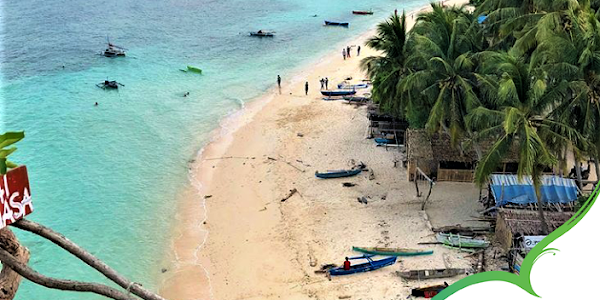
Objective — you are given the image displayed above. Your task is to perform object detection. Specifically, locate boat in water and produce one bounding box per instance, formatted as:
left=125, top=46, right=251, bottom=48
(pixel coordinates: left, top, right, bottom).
left=96, top=80, right=122, bottom=89
left=180, top=66, right=203, bottom=74
left=315, top=168, right=362, bottom=179
left=328, top=255, right=396, bottom=276
left=103, top=37, right=126, bottom=57
left=352, top=10, right=374, bottom=15
left=249, top=30, right=274, bottom=37
left=397, top=268, right=466, bottom=280
left=321, top=89, right=356, bottom=97
left=324, top=21, right=349, bottom=27
left=353, top=246, right=433, bottom=257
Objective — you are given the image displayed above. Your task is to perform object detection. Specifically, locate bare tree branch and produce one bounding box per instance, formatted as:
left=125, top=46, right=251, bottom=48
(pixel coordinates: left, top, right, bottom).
left=0, top=247, right=132, bottom=300
left=0, top=228, right=30, bottom=300
left=12, top=220, right=165, bottom=300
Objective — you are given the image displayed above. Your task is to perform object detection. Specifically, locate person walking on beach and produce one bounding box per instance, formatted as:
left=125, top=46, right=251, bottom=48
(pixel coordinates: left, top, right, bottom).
left=357, top=45, right=361, bottom=56
left=305, top=81, right=309, bottom=95
left=277, top=75, right=282, bottom=94
left=325, top=77, right=329, bottom=89
left=342, top=48, right=346, bottom=60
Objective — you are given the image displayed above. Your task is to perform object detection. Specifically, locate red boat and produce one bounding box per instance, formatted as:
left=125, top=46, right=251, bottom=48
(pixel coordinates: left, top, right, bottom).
left=352, top=10, right=373, bottom=15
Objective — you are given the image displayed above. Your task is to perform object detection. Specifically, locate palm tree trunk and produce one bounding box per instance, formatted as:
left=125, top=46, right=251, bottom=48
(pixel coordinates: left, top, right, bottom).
left=533, top=182, right=550, bottom=235
left=575, top=161, right=583, bottom=190
left=594, top=155, right=600, bottom=185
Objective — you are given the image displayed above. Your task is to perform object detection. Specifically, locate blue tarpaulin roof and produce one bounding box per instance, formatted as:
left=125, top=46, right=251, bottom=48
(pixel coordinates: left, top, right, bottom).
left=490, top=175, right=578, bottom=206
left=478, top=15, right=488, bottom=24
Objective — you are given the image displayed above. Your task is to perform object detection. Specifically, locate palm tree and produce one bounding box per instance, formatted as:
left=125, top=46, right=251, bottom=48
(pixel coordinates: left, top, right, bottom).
left=360, top=12, right=411, bottom=118
left=469, top=51, right=585, bottom=234
left=400, top=4, right=481, bottom=143
left=0, top=132, right=25, bottom=174
left=531, top=6, right=600, bottom=183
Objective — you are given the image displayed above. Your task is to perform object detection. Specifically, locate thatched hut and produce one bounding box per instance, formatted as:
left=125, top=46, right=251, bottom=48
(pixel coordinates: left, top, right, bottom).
left=405, top=129, right=519, bottom=182
left=495, top=209, right=573, bottom=253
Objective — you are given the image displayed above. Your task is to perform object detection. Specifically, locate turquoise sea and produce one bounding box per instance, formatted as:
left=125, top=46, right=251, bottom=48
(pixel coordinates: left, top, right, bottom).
left=1, top=0, right=429, bottom=298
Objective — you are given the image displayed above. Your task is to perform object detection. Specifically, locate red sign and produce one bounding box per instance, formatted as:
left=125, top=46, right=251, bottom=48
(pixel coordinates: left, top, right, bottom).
left=0, top=166, right=33, bottom=229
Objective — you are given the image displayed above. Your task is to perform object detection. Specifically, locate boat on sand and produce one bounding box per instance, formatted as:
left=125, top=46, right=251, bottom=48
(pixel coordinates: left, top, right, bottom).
left=315, top=168, right=361, bottom=179
left=353, top=246, right=433, bottom=257
left=328, top=255, right=396, bottom=276
left=397, top=268, right=466, bottom=280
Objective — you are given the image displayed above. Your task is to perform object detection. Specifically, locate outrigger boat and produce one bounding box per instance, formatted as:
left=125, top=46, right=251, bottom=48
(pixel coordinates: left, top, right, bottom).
left=324, top=21, right=349, bottom=27
left=328, top=255, right=396, bottom=276
left=353, top=246, right=433, bottom=257
left=352, top=10, right=374, bottom=15
left=249, top=30, right=274, bottom=37
left=397, top=268, right=466, bottom=280
left=315, top=168, right=362, bottom=179
left=103, top=37, right=126, bottom=57
left=338, top=82, right=369, bottom=89
left=436, top=233, right=489, bottom=248
left=96, top=80, right=123, bottom=89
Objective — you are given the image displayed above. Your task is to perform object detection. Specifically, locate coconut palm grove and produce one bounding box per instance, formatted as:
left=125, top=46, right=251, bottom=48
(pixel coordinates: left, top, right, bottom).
left=362, top=0, right=600, bottom=233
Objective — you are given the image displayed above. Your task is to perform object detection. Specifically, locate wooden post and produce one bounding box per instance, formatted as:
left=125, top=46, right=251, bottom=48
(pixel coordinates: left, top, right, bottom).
left=0, top=228, right=29, bottom=300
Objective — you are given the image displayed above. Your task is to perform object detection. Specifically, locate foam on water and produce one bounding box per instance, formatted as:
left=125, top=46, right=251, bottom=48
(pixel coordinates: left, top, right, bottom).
left=1, top=0, right=430, bottom=298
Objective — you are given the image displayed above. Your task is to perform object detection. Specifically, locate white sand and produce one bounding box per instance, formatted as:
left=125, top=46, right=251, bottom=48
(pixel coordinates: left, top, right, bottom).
left=158, top=1, right=480, bottom=299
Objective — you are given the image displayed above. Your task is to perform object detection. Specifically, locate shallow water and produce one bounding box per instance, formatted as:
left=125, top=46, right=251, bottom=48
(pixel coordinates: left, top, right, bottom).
left=1, top=0, right=429, bottom=298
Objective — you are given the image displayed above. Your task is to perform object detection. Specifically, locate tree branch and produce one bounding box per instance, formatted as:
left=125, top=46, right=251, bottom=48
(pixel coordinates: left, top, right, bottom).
left=12, top=220, right=165, bottom=300
left=0, top=247, right=132, bottom=300
left=0, top=228, right=30, bottom=300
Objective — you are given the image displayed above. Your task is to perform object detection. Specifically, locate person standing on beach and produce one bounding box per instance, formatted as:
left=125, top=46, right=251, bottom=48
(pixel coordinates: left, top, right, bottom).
left=320, top=78, right=325, bottom=90
left=325, top=77, right=329, bottom=90
left=342, top=48, right=346, bottom=60
left=346, top=46, right=351, bottom=58
left=277, top=75, right=281, bottom=94
left=305, top=81, right=309, bottom=95
left=357, top=45, right=361, bottom=56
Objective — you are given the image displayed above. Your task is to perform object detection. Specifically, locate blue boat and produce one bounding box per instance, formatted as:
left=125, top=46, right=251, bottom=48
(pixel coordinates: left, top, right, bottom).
left=321, top=89, right=356, bottom=97
left=328, top=255, right=397, bottom=276
left=315, top=169, right=362, bottom=179
left=324, top=21, right=349, bottom=27
left=375, top=138, right=397, bottom=145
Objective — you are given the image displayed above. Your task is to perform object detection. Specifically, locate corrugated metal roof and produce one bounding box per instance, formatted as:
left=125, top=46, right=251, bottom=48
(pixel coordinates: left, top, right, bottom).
left=490, top=174, right=578, bottom=206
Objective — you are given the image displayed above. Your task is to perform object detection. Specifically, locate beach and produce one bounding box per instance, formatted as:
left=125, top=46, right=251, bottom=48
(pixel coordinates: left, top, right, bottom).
left=159, top=1, right=481, bottom=299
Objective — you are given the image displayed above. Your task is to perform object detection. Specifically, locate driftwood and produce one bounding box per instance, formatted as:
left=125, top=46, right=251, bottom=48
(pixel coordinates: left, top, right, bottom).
left=0, top=228, right=30, bottom=300
left=11, top=220, right=166, bottom=300
left=281, top=188, right=298, bottom=202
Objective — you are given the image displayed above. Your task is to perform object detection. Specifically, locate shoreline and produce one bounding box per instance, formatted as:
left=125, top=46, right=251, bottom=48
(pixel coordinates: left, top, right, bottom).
left=159, top=1, right=472, bottom=299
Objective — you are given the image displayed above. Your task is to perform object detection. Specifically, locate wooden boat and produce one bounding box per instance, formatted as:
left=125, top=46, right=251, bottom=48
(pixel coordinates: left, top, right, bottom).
left=315, top=169, right=361, bottom=179
left=436, top=233, right=489, bottom=248
left=324, top=21, right=349, bottom=27
left=180, top=66, right=203, bottom=74
left=96, top=80, right=122, bottom=89
left=411, top=283, right=448, bottom=298
left=321, top=89, right=356, bottom=97
left=353, top=246, right=433, bottom=257
left=338, top=82, right=369, bottom=89
left=397, top=268, right=466, bottom=280
left=103, top=37, right=126, bottom=57
left=328, top=255, right=396, bottom=276
left=249, top=30, right=274, bottom=37
left=353, top=10, right=374, bottom=15
left=343, top=96, right=369, bottom=103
